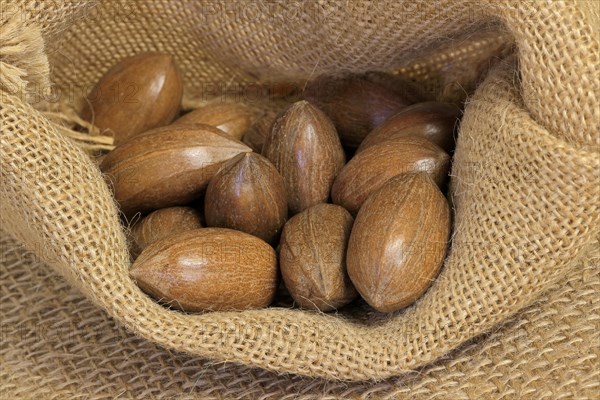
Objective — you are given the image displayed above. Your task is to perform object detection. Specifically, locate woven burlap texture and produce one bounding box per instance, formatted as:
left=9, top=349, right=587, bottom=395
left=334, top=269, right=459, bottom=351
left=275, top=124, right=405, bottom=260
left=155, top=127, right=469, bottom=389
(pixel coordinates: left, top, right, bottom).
left=1, top=0, right=598, bottom=381
left=1, top=233, right=598, bottom=399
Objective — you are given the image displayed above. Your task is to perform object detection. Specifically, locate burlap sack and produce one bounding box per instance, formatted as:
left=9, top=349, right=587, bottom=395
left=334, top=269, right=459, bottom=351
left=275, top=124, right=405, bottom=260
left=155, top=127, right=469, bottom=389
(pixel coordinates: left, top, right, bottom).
left=1, top=233, right=598, bottom=398
left=1, top=0, right=598, bottom=382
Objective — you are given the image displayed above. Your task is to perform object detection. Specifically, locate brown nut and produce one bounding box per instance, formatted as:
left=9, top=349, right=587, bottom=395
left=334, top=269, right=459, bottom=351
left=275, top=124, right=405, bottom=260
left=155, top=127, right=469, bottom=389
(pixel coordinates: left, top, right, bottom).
left=242, top=110, right=278, bottom=152
left=280, top=204, right=357, bottom=311
left=131, top=228, right=278, bottom=312
left=81, top=52, right=183, bottom=145
left=263, top=100, right=345, bottom=214
left=331, top=136, right=449, bottom=215
left=356, top=102, right=461, bottom=154
left=173, top=102, right=258, bottom=140
left=302, top=73, right=426, bottom=147
left=362, top=71, right=433, bottom=103
left=204, top=153, right=287, bottom=244
left=347, top=173, right=450, bottom=313
left=130, top=207, right=203, bottom=257
left=100, top=124, right=251, bottom=217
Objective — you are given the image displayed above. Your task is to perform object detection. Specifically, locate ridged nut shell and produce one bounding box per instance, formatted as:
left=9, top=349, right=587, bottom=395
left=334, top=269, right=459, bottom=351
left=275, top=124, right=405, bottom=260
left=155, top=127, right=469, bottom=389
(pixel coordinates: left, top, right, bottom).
left=262, top=100, right=345, bottom=214
left=242, top=111, right=278, bottom=152
left=100, top=124, right=251, bottom=217
left=173, top=102, right=258, bottom=140
left=280, top=204, right=357, bottom=311
left=204, top=153, right=287, bottom=243
left=81, top=52, right=183, bottom=145
left=302, top=73, right=426, bottom=147
left=356, top=102, right=461, bottom=154
left=130, top=207, right=202, bottom=257
left=131, top=228, right=278, bottom=311
left=347, top=173, right=450, bottom=312
left=332, top=136, right=449, bottom=215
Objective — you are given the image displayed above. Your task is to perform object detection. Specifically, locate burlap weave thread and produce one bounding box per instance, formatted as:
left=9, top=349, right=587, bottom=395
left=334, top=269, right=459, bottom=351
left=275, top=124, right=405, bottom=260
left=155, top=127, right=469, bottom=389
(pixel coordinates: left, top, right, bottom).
left=0, top=0, right=598, bottom=383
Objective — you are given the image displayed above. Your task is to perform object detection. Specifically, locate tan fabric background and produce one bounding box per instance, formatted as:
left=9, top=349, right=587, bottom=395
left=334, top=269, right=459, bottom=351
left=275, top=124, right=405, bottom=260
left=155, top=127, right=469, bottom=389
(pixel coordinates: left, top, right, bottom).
left=1, top=0, right=599, bottom=384
left=1, top=233, right=598, bottom=399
